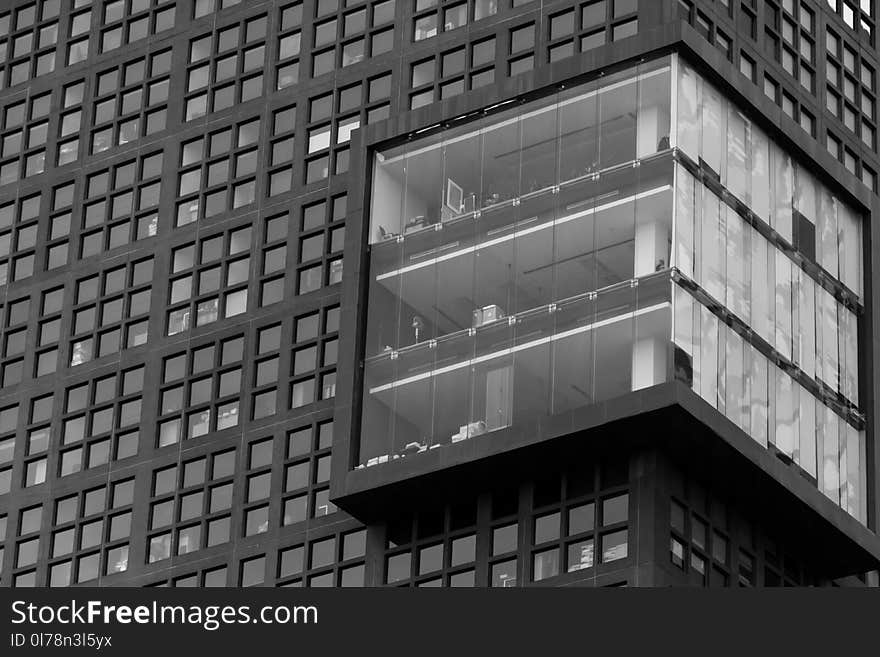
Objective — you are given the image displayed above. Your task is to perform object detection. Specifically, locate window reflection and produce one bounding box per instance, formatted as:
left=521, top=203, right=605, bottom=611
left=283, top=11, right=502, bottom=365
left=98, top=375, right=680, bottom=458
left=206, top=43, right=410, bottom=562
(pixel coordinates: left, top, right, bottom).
left=673, top=282, right=866, bottom=523
left=673, top=163, right=860, bottom=410
left=675, top=58, right=863, bottom=300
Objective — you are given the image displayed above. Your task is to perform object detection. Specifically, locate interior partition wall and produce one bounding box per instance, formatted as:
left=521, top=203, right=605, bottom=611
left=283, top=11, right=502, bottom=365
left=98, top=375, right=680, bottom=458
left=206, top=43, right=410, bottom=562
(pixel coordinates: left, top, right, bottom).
left=356, top=54, right=868, bottom=524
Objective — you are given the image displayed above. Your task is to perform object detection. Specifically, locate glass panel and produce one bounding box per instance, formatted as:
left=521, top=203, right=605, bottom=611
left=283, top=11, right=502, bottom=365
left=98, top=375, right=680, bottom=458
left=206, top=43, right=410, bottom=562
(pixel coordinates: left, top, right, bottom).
left=699, top=184, right=724, bottom=301
left=817, top=287, right=838, bottom=391
left=673, top=282, right=695, bottom=389
left=817, top=187, right=839, bottom=276
left=361, top=61, right=678, bottom=466
left=559, top=79, right=599, bottom=181
left=700, top=82, right=725, bottom=177
left=358, top=53, right=866, bottom=524
left=770, top=142, right=793, bottom=242
left=774, top=367, right=797, bottom=458
left=725, top=206, right=748, bottom=322
left=797, top=272, right=816, bottom=378
left=698, top=303, right=718, bottom=409
left=598, top=69, right=637, bottom=169
left=798, top=382, right=816, bottom=476
left=727, top=108, right=748, bottom=201
left=750, top=225, right=772, bottom=345
left=748, top=124, right=771, bottom=222
left=633, top=273, right=672, bottom=392
left=676, top=60, right=701, bottom=160
left=795, top=166, right=817, bottom=227
left=674, top=163, right=695, bottom=277
left=818, top=405, right=839, bottom=501
left=724, top=326, right=746, bottom=432
left=774, top=250, right=792, bottom=360
left=748, top=344, right=768, bottom=447
left=840, top=303, right=858, bottom=405
left=839, top=203, right=862, bottom=297
left=636, top=61, right=671, bottom=159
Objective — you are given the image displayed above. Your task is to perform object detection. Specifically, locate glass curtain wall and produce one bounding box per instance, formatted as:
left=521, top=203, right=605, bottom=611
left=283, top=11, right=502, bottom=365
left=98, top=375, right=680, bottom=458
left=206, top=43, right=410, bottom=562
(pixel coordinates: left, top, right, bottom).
left=358, top=54, right=867, bottom=524
left=675, top=58, right=863, bottom=301
left=674, top=164, right=860, bottom=408
left=673, top=283, right=865, bottom=522
left=672, top=59, right=866, bottom=524
left=362, top=58, right=674, bottom=466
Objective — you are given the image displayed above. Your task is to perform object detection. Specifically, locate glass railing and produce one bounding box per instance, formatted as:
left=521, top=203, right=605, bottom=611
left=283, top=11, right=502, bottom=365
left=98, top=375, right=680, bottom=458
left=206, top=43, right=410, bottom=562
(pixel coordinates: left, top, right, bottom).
left=358, top=271, right=674, bottom=467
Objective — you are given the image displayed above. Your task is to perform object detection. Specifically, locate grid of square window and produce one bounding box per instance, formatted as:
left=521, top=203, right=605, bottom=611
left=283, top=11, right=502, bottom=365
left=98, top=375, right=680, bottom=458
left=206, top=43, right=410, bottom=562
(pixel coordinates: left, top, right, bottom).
left=0, top=404, right=19, bottom=495
left=409, top=37, right=496, bottom=108
left=176, top=118, right=260, bottom=226
left=66, top=2, right=91, bottom=67
left=12, top=478, right=135, bottom=586
left=45, top=180, right=75, bottom=272
left=80, top=151, right=162, bottom=260
left=303, top=79, right=391, bottom=181
left=250, top=323, right=281, bottom=420
left=50, top=366, right=144, bottom=483
left=266, top=104, right=296, bottom=196
left=1, top=296, right=33, bottom=389
left=275, top=2, right=303, bottom=90
left=376, top=458, right=633, bottom=587
left=277, top=528, right=367, bottom=586
left=669, top=498, right=731, bottom=586
left=0, top=91, right=50, bottom=187
left=764, top=0, right=818, bottom=96
left=0, top=192, right=40, bottom=285
left=385, top=503, right=478, bottom=586
left=0, top=0, right=59, bottom=90
left=33, top=287, right=62, bottom=378
left=57, top=79, right=85, bottom=166
left=826, top=24, right=877, bottom=149
left=185, top=16, right=267, bottom=122
left=147, top=448, right=237, bottom=563
left=157, top=333, right=245, bottom=447
left=668, top=492, right=818, bottom=587
left=413, top=0, right=502, bottom=43
left=91, top=49, right=171, bottom=154
left=679, top=0, right=880, bottom=190
left=309, top=0, right=396, bottom=79
left=545, top=0, right=638, bottom=64
left=99, top=0, right=176, bottom=55
left=508, top=21, right=535, bottom=75
left=257, top=212, right=289, bottom=306
left=166, top=226, right=252, bottom=336
left=290, top=305, right=339, bottom=409
left=295, top=195, right=345, bottom=293
left=826, top=0, right=875, bottom=42
left=281, top=418, right=336, bottom=526
left=69, top=257, right=154, bottom=368
left=529, top=471, right=629, bottom=583
left=0, top=0, right=876, bottom=592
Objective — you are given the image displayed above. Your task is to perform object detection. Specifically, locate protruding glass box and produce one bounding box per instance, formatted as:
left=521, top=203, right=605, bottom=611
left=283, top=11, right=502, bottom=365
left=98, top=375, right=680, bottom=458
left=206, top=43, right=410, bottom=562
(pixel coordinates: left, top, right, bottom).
left=357, top=54, right=867, bottom=524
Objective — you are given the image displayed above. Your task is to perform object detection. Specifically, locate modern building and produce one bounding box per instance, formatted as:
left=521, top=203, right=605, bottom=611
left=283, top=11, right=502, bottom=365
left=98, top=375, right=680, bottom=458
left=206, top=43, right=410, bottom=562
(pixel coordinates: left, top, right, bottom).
left=0, top=0, right=878, bottom=587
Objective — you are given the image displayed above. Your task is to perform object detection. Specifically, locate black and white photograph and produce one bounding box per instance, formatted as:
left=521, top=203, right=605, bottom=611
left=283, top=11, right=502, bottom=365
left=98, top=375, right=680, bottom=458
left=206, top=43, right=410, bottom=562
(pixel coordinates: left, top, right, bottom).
left=0, top=0, right=877, bottom=651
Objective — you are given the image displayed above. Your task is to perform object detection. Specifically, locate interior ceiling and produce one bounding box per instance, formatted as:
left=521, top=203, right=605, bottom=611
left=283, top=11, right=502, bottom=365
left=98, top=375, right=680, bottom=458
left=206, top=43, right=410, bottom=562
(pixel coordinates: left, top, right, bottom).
left=366, top=305, right=670, bottom=432
left=377, top=188, right=671, bottom=335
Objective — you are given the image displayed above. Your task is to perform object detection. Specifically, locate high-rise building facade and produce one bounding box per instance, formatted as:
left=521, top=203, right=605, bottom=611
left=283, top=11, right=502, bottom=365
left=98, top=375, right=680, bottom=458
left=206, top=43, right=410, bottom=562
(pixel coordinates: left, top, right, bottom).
left=0, top=0, right=878, bottom=587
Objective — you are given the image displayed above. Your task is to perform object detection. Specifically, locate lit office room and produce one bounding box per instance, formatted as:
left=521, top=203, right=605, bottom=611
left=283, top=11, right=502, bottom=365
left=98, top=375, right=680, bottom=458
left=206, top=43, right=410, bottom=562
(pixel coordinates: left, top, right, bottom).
left=360, top=59, right=675, bottom=466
